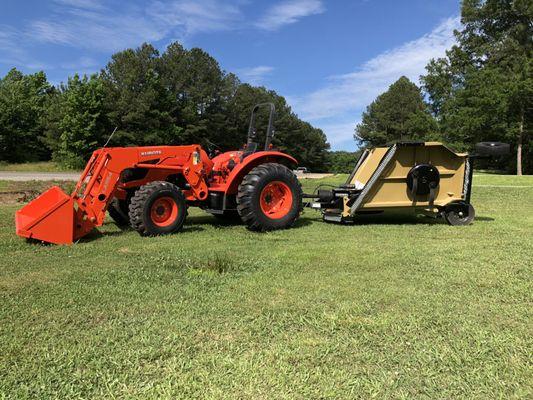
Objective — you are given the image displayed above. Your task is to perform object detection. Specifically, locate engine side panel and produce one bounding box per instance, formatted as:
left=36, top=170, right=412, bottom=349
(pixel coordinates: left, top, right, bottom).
left=209, top=151, right=298, bottom=195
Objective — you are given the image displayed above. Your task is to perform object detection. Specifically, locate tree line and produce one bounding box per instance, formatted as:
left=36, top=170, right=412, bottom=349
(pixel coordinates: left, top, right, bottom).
left=0, top=43, right=330, bottom=170
left=1, top=1, right=529, bottom=174
left=356, top=0, right=531, bottom=174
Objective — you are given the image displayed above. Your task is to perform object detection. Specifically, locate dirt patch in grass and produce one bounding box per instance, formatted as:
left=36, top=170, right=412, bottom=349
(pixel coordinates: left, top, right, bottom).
left=0, top=191, right=38, bottom=204
left=0, top=180, right=75, bottom=205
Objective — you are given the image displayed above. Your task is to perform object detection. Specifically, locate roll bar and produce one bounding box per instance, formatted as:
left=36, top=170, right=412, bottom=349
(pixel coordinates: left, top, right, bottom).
left=247, top=103, right=276, bottom=152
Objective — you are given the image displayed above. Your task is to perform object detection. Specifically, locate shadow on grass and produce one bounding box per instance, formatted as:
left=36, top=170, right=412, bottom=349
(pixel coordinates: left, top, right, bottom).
left=351, top=213, right=441, bottom=226
left=21, top=212, right=496, bottom=246
left=183, top=211, right=495, bottom=229
left=25, top=238, right=54, bottom=246
left=185, top=213, right=313, bottom=230
left=326, top=212, right=495, bottom=226
left=474, top=216, right=495, bottom=222
left=79, top=225, right=205, bottom=243
left=292, top=217, right=313, bottom=228
left=185, top=214, right=240, bottom=227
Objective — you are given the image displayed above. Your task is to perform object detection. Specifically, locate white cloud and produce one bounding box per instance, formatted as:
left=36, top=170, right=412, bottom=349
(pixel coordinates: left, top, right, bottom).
left=289, top=17, right=459, bottom=149
left=3, top=0, right=243, bottom=68
left=27, top=0, right=243, bottom=53
left=58, top=56, right=100, bottom=78
left=148, top=0, right=242, bottom=36
left=293, top=17, right=459, bottom=121
left=237, top=66, right=274, bottom=85
left=30, top=21, right=79, bottom=46
left=0, top=25, right=50, bottom=69
left=53, top=0, right=104, bottom=10
left=256, top=0, right=325, bottom=31
left=316, top=121, right=358, bottom=148
left=2, top=0, right=321, bottom=71
left=0, top=26, right=24, bottom=62
left=30, top=15, right=166, bottom=53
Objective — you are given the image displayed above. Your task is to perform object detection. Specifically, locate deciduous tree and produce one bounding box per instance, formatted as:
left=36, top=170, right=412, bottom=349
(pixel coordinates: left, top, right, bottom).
left=0, top=69, right=53, bottom=162
left=46, top=74, right=108, bottom=168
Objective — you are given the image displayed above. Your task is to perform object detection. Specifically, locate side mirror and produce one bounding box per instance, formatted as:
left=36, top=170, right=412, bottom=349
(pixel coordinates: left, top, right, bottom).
left=474, top=142, right=510, bottom=157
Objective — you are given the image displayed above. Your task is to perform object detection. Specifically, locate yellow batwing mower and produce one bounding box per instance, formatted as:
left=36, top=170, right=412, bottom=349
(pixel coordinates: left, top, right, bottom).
left=305, top=141, right=509, bottom=225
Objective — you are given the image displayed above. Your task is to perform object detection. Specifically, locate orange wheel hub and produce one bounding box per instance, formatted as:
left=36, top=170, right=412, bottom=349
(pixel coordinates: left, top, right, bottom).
left=150, top=197, right=178, bottom=227
left=260, top=181, right=293, bottom=219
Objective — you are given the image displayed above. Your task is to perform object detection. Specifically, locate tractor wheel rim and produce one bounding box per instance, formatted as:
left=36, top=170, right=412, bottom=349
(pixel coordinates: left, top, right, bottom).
left=260, top=181, right=293, bottom=219
left=150, top=197, right=178, bottom=227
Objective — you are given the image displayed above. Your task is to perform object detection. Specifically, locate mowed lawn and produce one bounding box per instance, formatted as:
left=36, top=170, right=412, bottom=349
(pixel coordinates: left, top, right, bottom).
left=0, top=174, right=532, bottom=399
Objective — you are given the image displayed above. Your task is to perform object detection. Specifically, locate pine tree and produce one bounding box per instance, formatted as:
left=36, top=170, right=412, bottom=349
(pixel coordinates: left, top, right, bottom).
left=421, top=0, right=532, bottom=174
left=101, top=43, right=181, bottom=146
left=355, top=76, right=439, bottom=147
left=0, top=41, right=331, bottom=171
left=226, top=84, right=330, bottom=170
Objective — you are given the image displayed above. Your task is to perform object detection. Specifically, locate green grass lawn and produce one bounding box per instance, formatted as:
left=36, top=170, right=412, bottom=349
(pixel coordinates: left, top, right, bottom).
left=1, top=175, right=532, bottom=399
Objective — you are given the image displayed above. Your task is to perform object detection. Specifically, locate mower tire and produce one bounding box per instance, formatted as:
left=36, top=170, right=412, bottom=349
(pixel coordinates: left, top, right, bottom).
left=475, top=142, right=510, bottom=157
left=237, top=163, right=302, bottom=231
left=129, top=181, right=186, bottom=236
left=108, top=198, right=130, bottom=226
left=443, top=201, right=475, bottom=226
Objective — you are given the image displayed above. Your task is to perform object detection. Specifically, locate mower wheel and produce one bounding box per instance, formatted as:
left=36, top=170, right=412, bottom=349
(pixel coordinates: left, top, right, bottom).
left=237, top=163, right=302, bottom=231
left=129, top=181, right=186, bottom=236
left=108, top=198, right=130, bottom=226
left=475, top=142, right=510, bottom=157
left=443, top=202, right=475, bottom=226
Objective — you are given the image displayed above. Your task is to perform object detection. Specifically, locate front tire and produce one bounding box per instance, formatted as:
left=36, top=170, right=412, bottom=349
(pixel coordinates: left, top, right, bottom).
left=129, top=181, right=186, bottom=236
left=237, top=163, right=302, bottom=231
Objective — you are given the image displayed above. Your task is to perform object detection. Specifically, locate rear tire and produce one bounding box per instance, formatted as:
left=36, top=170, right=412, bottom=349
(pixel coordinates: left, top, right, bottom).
left=129, top=181, right=186, bottom=236
left=237, top=163, right=302, bottom=231
left=443, top=202, right=475, bottom=226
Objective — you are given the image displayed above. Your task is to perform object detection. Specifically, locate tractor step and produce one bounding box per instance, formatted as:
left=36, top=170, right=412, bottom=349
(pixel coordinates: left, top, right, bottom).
left=323, top=213, right=343, bottom=223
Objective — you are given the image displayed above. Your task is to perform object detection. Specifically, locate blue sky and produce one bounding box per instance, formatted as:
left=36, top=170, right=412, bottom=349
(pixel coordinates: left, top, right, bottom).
left=0, top=0, right=461, bottom=150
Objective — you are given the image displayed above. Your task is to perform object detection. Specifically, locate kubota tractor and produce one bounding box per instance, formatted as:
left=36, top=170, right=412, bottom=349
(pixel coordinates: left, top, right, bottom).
left=16, top=103, right=303, bottom=244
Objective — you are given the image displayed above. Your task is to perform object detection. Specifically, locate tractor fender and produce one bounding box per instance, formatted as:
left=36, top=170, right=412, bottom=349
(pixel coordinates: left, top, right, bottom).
left=224, top=151, right=298, bottom=194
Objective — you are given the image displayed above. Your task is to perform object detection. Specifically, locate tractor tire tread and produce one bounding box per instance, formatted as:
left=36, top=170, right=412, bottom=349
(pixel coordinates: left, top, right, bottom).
left=129, top=181, right=185, bottom=236
left=237, top=163, right=302, bottom=231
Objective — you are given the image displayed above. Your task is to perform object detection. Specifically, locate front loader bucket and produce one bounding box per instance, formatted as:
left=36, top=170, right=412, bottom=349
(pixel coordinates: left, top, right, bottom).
left=15, top=186, right=76, bottom=245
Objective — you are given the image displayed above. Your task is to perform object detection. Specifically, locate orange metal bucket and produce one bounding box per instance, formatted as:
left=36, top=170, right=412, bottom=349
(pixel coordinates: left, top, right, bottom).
left=15, top=186, right=76, bottom=245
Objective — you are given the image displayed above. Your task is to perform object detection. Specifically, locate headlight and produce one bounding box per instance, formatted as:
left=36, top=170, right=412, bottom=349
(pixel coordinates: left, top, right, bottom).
left=192, top=151, right=200, bottom=165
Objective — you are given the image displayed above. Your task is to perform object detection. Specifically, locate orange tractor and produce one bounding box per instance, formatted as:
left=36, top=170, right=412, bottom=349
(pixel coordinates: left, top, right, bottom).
left=16, top=103, right=303, bottom=244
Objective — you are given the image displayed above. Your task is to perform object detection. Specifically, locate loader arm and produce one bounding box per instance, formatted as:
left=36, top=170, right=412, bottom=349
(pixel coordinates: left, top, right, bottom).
left=16, top=145, right=212, bottom=244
